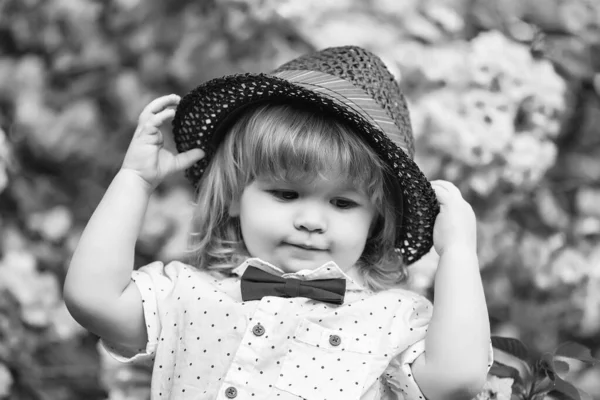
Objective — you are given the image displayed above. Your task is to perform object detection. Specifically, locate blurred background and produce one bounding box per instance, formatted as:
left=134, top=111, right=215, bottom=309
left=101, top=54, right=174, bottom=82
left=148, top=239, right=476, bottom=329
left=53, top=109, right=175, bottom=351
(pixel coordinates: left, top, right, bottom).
left=0, top=0, right=599, bottom=399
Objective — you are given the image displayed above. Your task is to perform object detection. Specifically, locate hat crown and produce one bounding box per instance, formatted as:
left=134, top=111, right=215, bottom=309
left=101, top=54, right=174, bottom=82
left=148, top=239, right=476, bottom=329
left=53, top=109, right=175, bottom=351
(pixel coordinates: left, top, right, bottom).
left=272, top=46, right=414, bottom=158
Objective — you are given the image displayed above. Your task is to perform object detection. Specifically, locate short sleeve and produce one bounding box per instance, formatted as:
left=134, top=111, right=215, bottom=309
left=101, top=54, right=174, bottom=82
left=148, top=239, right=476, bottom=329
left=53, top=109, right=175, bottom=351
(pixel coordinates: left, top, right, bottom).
left=381, top=294, right=432, bottom=399
left=382, top=294, right=494, bottom=399
left=100, top=260, right=187, bottom=363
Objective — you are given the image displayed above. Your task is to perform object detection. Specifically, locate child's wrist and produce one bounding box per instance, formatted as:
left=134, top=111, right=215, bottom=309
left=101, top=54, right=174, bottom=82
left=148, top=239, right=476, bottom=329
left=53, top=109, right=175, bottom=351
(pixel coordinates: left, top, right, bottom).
left=117, top=168, right=156, bottom=195
left=437, top=242, right=477, bottom=258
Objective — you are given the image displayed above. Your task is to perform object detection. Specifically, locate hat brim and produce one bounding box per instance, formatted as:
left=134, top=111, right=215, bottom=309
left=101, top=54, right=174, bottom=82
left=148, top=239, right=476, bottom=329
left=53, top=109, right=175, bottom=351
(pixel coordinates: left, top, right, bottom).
left=172, top=72, right=439, bottom=265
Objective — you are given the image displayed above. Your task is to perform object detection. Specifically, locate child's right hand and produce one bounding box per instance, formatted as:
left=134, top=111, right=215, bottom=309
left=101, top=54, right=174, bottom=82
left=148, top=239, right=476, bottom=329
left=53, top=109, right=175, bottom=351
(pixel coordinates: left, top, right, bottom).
left=121, top=94, right=204, bottom=190
left=430, top=180, right=477, bottom=256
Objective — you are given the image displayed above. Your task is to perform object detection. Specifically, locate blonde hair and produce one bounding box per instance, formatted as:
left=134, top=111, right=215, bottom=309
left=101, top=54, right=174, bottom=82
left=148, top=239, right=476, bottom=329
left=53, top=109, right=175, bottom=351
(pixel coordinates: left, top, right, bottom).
left=187, top=103, right=407, bottom=291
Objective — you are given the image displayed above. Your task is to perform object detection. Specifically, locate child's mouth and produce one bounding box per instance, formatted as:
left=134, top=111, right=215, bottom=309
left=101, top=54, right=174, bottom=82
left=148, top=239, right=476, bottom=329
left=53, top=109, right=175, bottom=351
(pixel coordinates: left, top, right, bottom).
left=285, top=242, right=327, bottom=252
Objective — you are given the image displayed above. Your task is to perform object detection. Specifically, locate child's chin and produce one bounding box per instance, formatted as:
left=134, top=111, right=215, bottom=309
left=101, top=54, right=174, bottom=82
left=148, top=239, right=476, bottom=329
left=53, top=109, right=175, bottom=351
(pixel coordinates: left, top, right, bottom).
left=278, top=258, right=331, bottom=273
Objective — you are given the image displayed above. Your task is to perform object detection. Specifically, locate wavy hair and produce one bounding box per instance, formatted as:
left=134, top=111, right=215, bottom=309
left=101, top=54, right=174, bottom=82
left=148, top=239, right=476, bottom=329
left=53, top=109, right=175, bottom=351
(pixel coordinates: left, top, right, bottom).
left=186, top=103, right=408, bottom=291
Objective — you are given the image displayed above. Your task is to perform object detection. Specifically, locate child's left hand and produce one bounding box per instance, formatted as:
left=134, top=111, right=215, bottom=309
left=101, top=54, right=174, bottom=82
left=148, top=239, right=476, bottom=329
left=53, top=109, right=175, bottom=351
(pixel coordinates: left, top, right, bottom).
left=430, top=180, right=477, bottom=256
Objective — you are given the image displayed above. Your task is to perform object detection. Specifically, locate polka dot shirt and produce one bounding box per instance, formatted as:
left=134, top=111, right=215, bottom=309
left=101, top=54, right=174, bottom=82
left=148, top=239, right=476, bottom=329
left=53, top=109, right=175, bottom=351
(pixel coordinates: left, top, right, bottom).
left=101, top=258, right=493, bottom=399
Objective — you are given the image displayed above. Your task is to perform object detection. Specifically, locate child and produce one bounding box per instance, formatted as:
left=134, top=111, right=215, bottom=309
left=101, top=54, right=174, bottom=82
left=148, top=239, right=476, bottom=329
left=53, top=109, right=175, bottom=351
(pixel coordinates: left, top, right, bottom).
left=64, top=46, right=492, bottom=400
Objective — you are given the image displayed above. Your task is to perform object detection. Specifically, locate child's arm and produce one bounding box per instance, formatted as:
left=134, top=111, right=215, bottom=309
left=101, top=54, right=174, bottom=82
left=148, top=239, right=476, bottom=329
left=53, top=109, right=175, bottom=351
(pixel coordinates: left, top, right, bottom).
left=63, top=94, right=204, bottom=350
left=411, top=180, right=490, bottom=400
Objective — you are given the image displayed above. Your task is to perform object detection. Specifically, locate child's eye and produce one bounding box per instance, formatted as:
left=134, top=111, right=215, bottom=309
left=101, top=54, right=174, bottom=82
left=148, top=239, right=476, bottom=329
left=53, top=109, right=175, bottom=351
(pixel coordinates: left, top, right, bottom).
left=269, top=190, right=298, bottom=200
left=332, top=198, right=357, bottom=209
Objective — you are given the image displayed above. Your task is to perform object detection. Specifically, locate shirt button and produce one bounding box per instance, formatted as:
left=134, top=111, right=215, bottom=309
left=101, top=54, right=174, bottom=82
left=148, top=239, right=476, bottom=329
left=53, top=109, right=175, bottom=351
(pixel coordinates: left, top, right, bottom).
left=225, top=386, right=237, bottom=398
left=329, top=334, right=341, bottom=346
left=252, top=324, right=265, bottom=336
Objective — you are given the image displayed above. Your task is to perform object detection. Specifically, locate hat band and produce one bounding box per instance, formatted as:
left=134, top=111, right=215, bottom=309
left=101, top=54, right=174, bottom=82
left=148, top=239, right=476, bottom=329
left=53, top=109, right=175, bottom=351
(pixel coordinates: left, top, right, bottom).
left=273, top=70, right=407, bottom=154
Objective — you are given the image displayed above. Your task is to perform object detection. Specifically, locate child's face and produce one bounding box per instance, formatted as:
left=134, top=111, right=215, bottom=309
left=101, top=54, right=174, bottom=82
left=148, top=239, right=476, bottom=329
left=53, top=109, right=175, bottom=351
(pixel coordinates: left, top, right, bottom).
left=229, top=171, right=377, bottom=273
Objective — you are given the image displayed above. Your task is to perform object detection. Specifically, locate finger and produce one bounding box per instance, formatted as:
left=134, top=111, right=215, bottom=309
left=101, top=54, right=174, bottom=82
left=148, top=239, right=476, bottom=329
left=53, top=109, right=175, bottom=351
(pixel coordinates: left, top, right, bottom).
left=149, top=108, right=177, bottom=127
left=135, top=125, right=164, bottom=147
left=430, top=183, right=445, bottom=195
left=173, top=148, right=205, bottom=171
left=430, top=179, right=455, bottom=188
left=144, top=129, right=164, bottom=145
left=135, top=124, right=158, bottom=137
left=431, top=180, right=461, bottom=195
left=430, top=181, right=462, bottom=204
left=145, top=94, right=180, bottom=115
left=135, top=109, right=175, bottom=138
left=138, top=95, right=180, bottom=123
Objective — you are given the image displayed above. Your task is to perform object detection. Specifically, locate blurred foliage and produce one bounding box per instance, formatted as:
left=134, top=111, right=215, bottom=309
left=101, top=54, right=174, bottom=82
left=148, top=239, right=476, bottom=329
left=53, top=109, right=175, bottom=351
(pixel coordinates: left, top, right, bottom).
left=1, top=0, right=600, bottom=399
left=490, top=336, right=599, bottom=399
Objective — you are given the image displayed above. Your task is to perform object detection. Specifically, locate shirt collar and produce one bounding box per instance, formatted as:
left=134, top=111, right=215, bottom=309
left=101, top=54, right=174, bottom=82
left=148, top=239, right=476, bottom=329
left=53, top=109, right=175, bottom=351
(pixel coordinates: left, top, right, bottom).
left=231, top=258, right=366, bottom=292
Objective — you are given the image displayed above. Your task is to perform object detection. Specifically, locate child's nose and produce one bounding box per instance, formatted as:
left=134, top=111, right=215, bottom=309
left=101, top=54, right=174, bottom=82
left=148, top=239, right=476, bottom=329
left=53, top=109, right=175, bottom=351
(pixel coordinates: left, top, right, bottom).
left=294, top=206, right=327, bottom=233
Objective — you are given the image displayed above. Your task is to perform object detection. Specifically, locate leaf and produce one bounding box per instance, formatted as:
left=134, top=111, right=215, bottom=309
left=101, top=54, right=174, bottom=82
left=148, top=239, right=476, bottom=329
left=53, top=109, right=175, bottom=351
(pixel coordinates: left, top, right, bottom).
left=489, top=360, right=523, bottom=385
left=553, top=360, right=570, bottom=375
left=533, top=357, right=552, bottom=382
left=491, top=336, right=530, bottom=363
left=511, top=381, right=528, bottom=398
left=533, top=377, right=557, bottom=395
left=548, top=390, right=576, bottom=400
left=540, top=352, right=557, bottom=381
left=547, top=376, right=582, bottom=400
left=579, top=388, right=594, bottom=400
left=554, top=342, right=599, bottom=365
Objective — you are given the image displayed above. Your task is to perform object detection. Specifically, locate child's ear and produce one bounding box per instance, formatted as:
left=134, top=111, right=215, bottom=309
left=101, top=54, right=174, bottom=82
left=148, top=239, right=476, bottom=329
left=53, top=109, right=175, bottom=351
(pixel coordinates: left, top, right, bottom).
left=229, top=198, right=240, bottom=217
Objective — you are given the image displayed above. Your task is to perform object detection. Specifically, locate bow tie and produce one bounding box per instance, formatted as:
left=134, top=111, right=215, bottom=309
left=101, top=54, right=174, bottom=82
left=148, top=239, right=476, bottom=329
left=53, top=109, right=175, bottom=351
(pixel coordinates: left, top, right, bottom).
left=240, top=266, right=346, bottom=305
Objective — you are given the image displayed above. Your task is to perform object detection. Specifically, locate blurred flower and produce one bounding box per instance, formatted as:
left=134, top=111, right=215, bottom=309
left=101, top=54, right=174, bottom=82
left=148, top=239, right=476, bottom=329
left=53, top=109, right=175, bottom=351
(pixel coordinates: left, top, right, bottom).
left=573, top=247, right=600, bottom=336
left=49, top=302, right=86, bottom=341
left=536, top=248, right=589, bottom=290
left=0, top=363, right=12, bottom=398
left=576, top=187, right=600, bottom=218
left=0, top=251, right=61, bottom=327
left=534, top=186, right=570, bottom=231
left=503, top=135, right=557, bottom=187
left=26, top=206, right=73, bottom=243
left=519, top=232, right=564, bottom=288
left=573, top=216, right=600, bottom=239
left=411, top=30, right=566, bottom=195
left=0, top=128, right=11, bottom=194
left=19, top=98, right=104, bottom=164
left=473, top=375, right=513, bottom=400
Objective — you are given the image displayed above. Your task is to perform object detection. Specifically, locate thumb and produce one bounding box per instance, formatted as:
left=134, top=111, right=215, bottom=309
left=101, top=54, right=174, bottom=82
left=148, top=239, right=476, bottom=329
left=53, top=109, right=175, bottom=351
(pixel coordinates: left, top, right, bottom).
left=430, top=180, right=461, bottom=205
left=173, top=148, right=205, bottom=171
